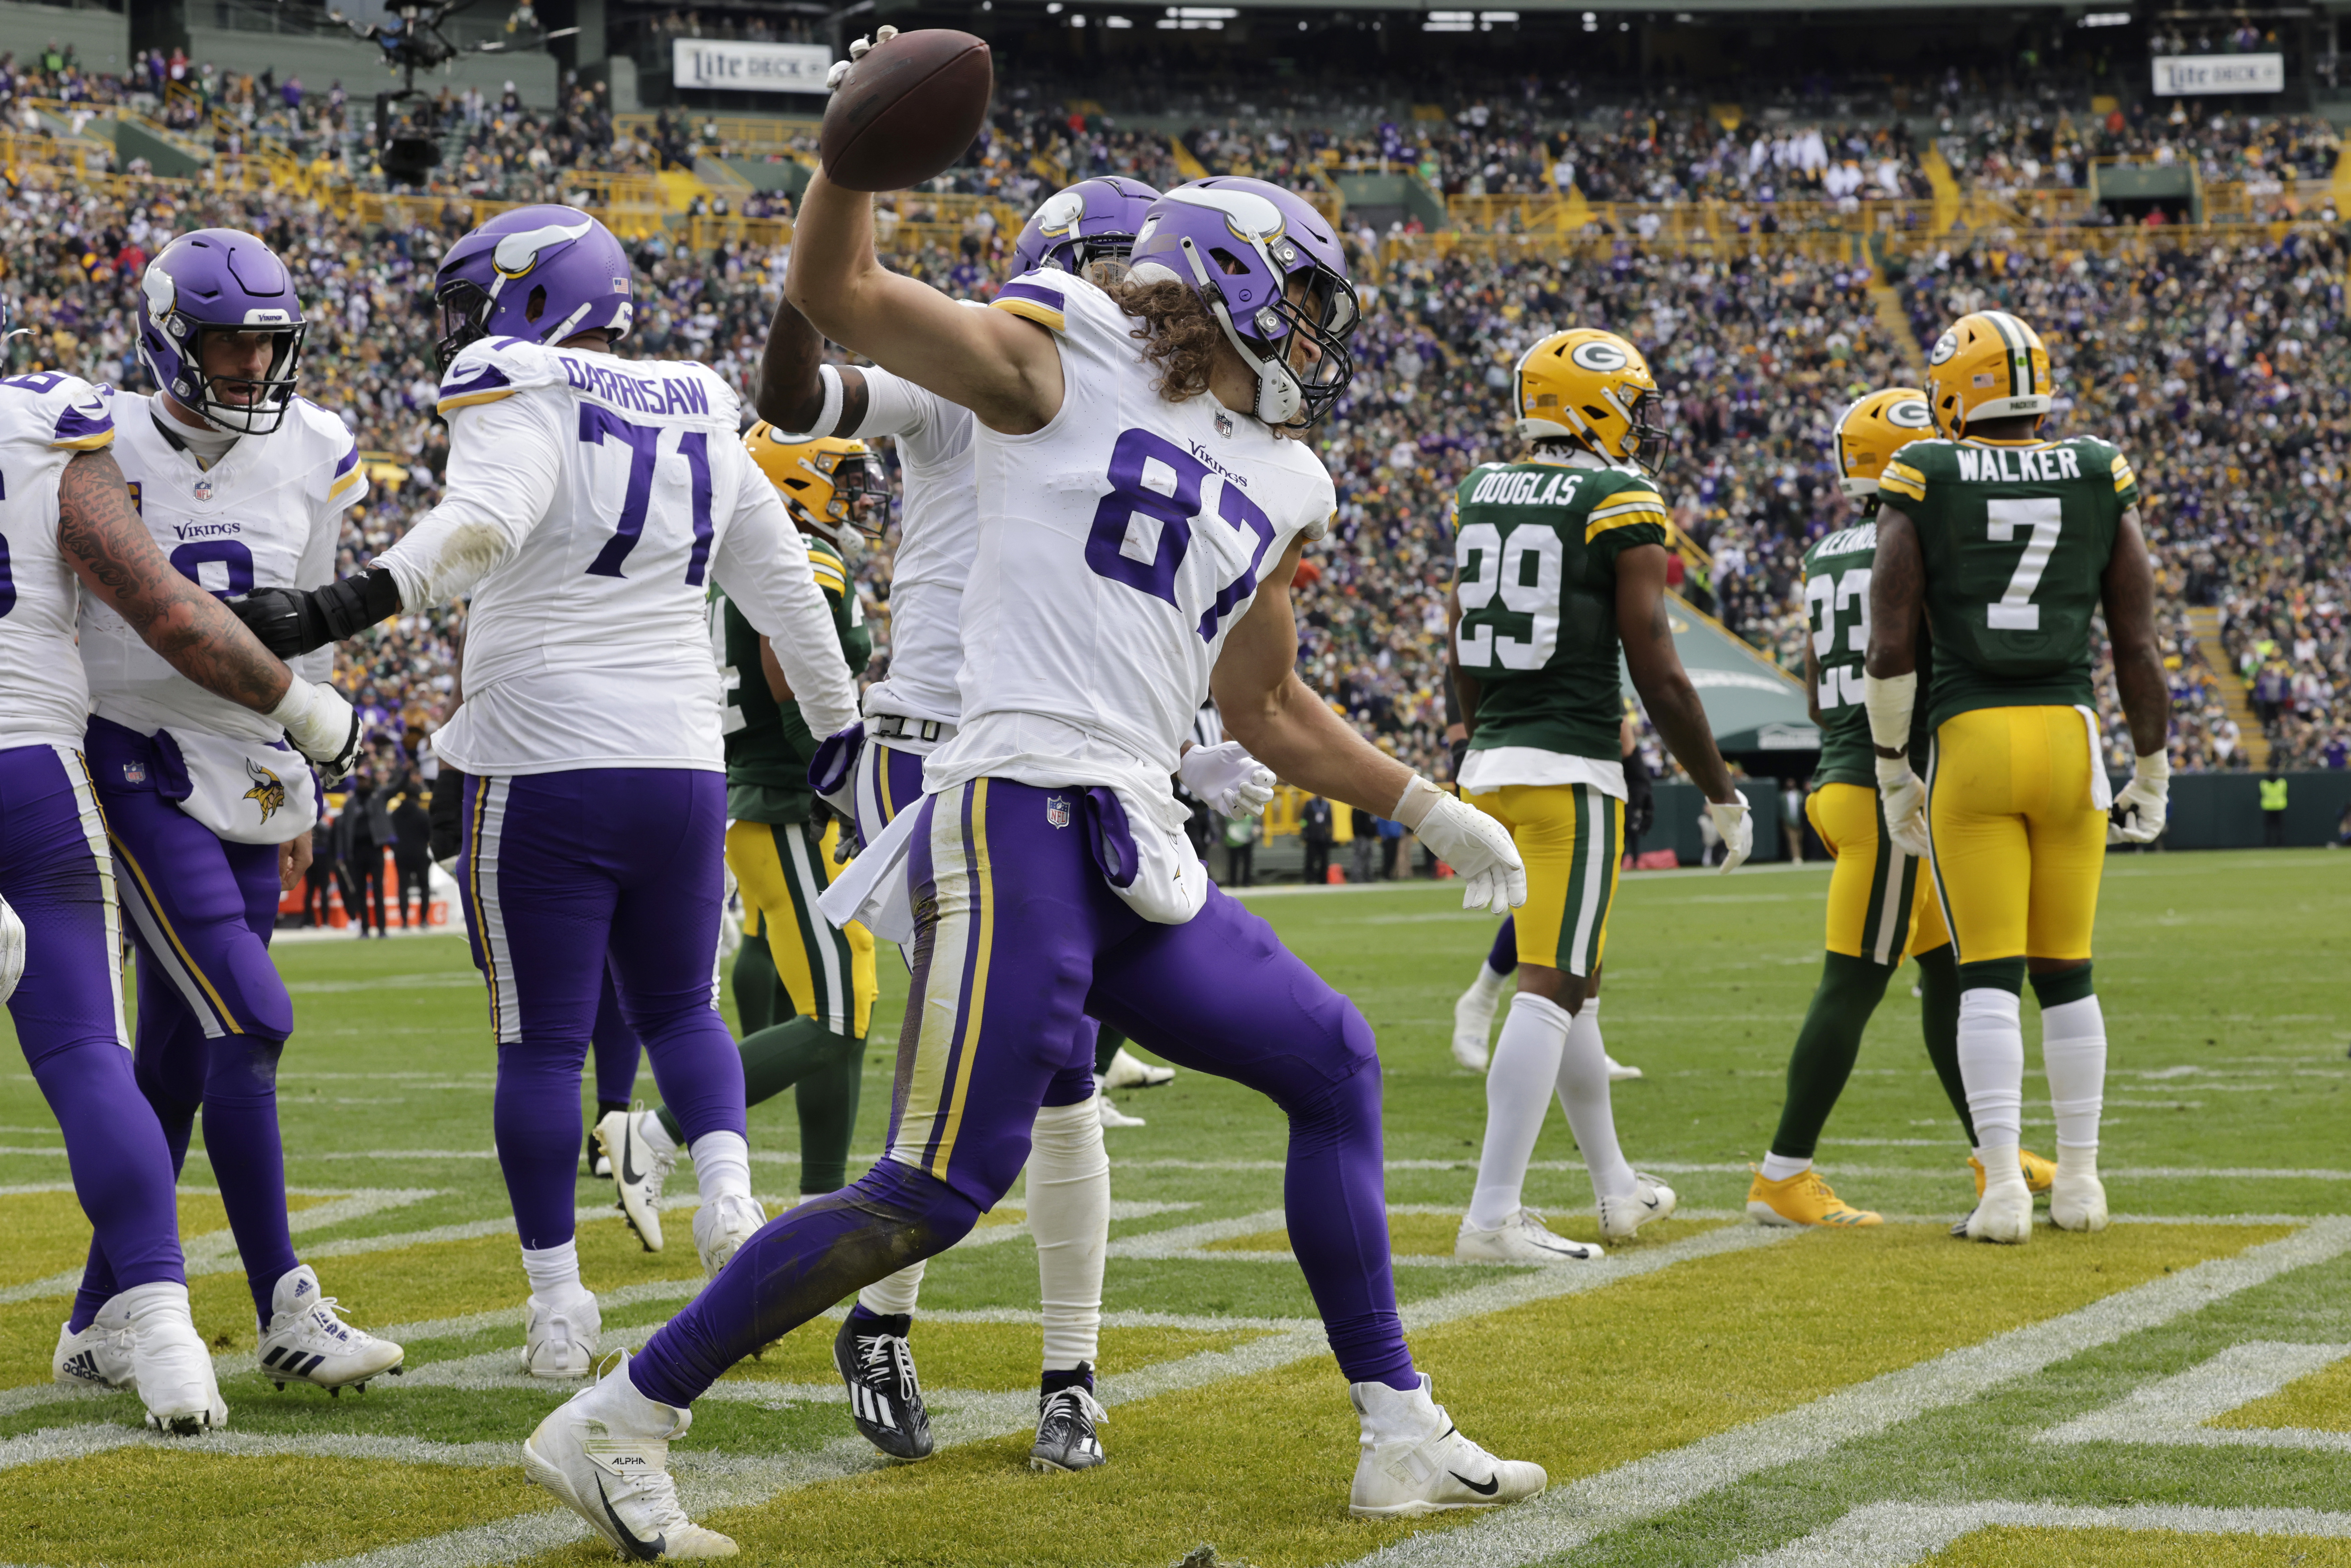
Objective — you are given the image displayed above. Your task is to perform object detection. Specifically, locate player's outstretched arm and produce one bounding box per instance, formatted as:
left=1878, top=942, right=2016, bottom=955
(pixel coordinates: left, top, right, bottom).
left=755, top=295, right=869, bottom=436
left=58, top=449, right=360, bottom=772
left=2103, top=504, right=2172, bottom=843
left=783, top=170, right=1062, bottom=435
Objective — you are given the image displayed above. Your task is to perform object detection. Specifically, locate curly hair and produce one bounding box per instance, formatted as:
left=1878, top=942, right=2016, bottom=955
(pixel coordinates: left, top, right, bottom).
left=1102, top=276, right=1223, bottom=403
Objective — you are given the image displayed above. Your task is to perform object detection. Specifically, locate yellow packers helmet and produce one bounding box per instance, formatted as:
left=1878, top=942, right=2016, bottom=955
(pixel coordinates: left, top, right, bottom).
left=743, top=424, right=887, bottom=547
left=1513, top=328, right=1670, bottom=475
left=1832, top=387, right=1934, bottom=499
left=1924, top=310, right=2052, bottom=439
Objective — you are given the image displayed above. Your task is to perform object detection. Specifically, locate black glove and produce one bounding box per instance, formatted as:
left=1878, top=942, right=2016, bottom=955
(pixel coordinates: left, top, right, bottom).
left=1448, top=736, right=1470, bottom=781
left=234, top=567, right=404, bottom=658
left=1624, top=755, right=1655, bottom=837
left=428, top=767, right=468, bottom=864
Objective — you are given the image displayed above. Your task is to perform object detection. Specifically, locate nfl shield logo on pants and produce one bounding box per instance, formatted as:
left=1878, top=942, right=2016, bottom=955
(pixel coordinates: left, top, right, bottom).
left=1045, top=795, right=1071, bottom=829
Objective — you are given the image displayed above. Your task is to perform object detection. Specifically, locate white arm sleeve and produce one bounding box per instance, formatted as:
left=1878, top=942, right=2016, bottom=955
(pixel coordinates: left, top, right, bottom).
left=372, top=393, right=563, bottom=607
left=845, top=366, right=941, bottom=443
left=711, top=475, right=861, bottom=740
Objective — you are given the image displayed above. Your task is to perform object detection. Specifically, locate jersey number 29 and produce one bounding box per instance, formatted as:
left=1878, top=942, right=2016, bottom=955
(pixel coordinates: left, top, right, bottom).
left=1454, top=522, right=1562, bottom=670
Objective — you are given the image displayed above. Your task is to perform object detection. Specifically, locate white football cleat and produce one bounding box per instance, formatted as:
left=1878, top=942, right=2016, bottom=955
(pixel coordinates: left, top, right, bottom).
left=1095, top=1093, right=1146, bottom=1129
left=53, top=1302, right=135, bottom=1390
left=118, top=1282, right=227, bottom=1434
left=2049, top=1163, right=2109, bottom=1233
left=522, top=1291, right=602, bottom=1379
left=1454, top=1209, right=1603, bottom=1265
left=1597, top=1175, right=1677, bottom=1241
left=597, top=1108, right=676, bottom=1253
left=1450, top=981, right=1498, bottom=1071
left=1954, top=1183, right=2034, bottom=1245
left=1604, top=1054, right=1643, bottom=1082
left=524, top=1350, right=738, bottom=1560
left=258, top=1265, right=404, bottom=1392
left=1100, top=1046, right=1175, bottom=1090
left=1348, top=1374, right=1546, bottom=1517
left=693, top=1193, right=766, bottom=1278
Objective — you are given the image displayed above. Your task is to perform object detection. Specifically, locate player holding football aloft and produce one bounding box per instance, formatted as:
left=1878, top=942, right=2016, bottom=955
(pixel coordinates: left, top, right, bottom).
left=1, top=311, right=363, bottom=1433
left=1748, top=388, right=2054, bottom=1227
left=67, top=231, right=405, bottom=1393
left=1865, top=310, right=2169, bottom=1243
left=1448, top=329, right=1753, bottom=1266
left=519, top=167, right=1545, bottom=1554
left=596, top=427, right=880, bottom=1253
left=232, top=207, right=860, bottom=1379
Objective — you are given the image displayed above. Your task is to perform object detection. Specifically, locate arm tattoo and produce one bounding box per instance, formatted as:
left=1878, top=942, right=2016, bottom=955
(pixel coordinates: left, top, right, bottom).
left=56, top=450, right=291, bottom=712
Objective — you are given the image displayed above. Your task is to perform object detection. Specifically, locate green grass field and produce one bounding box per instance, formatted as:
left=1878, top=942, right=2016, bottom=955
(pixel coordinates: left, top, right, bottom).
left=2, top=848, right=2348, bottom=1568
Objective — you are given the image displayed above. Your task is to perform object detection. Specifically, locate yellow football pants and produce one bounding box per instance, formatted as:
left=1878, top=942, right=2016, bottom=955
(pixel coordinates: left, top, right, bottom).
left=725, top=817, right=876, bottom=1038
left=1465, top=781, right=1620, bottom=977
left=1805, top=782, right=1951, bottom=965
left=1924, top=705, right=2107, bottom=966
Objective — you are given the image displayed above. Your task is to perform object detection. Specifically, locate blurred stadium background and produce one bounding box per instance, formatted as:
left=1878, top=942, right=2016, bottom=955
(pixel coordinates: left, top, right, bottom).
left=4, top=0, right=2349, bottom=903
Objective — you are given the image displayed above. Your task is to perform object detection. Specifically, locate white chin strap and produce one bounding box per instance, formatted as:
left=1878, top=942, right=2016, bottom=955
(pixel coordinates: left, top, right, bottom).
left=1173, top=236, right=1303, bottom=427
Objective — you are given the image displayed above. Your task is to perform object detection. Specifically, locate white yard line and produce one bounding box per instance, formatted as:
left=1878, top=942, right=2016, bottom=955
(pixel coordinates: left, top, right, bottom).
left=1350, top=1217, right=2351, bottom=1568
left=1722, top=1501, right=2351, bottom=1568
left=2037, top=1340, right=2351, bottom=1453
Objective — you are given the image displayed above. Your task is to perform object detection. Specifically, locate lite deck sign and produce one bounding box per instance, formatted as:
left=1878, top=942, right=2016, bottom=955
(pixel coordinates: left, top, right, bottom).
left=672, top=39, right=834, bottom=93
left=2152, top=53, right=2285, bottom=95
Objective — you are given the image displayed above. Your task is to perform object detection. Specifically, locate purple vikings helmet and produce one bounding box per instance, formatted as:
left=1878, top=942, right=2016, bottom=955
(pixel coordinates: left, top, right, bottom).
left=432, top=205, right=634, bottom=371
left=1125, top=176, right=1358, bottom=429
left=137, top=229, right=306, bottom=435
left=1013, top=175, right=1161, bottom=276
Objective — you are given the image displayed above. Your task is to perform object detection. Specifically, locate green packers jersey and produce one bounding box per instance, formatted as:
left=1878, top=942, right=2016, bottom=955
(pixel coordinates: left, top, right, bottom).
left=713, top=536, right=872, bottom=824
left=1879, top=436, right=2138, bottom=731
left=1453, top=459, right=1670, bottom=761
left=1800, top=516, right=1934, bottom=787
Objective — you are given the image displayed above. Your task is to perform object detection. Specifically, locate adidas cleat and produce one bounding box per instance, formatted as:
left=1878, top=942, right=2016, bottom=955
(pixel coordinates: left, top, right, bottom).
left=257, top=1265, right=404, bottom=1392
left=523, top=1292, right=602, bottom=1379
left=1347, top=1374, right=1545, bottom=1518
left=1953, top=1185, right=2034, bottom=1245
left=1100, top=1046, right=1174, bottom=1090
left=1450, top=981, right=1498, bottom=1071
left=119, top=1283, right=227, bottom=1435
left=1605, top=1054, right=1643, bottom=1082
left=1031, top=1373, right=1107, bottom=1472
left=597, top=1109, right=676, bottom=1253
left=524, top=1350, right=737, bottom=1560
left=692, top=1193, right=765, bottom=1278
left=1597, top=1174, right=1677, bottom=1242
left=1971, top=1148, right=2057, bottom=1197
left=53, top=1304, right=135, bottom=1390
left=1453, top=1208, right=1603, bottom=1264
left=1747, top=1169, right=1881, bottom=1228
left=833, top=1312, right=933, bottom=1460
left=2050, top=1163, right=2109, bottom=1233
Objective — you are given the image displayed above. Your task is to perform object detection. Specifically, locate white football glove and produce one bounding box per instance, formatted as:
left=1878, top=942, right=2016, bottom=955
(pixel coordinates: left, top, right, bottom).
left=0, top=892, right=24, bottom=1006
left=2110, top=749, right=2170, bottom=845
left=1875, top=757, right=1932, bottom=859
left=269, top=679, right=363, bottom=783
left=1707, top=796, right=1754, bottom=873
left=1177, top=741, right=1277, bottom=819
left=825, top=24, right=898, bottom=89
left=1393, top=775, right=1525, bottom=916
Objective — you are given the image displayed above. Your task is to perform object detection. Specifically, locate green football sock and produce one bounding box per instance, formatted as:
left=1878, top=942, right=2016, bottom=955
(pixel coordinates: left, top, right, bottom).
left=653, top=1014, right=860, bottom=1159
left=1768, top=952, right=1897, bottom=1162
left=1093, top=1023, right=1128, bottom=1078
left=731, top=930, right=781, bottom=1038
left=1913, top=944, right=1976, bottom=1145
left=793, top=1030, right=865, bottom=1194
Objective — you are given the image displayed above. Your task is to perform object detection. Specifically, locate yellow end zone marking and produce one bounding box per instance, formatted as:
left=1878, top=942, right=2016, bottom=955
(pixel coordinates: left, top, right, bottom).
left=1922, top=1522, right=2351, bottom=1568
left=1728, top=1501, right=2351, bottom=1568
left=2217, top=1348, right=2351, bottom=1434
left=0, top=1190, right=342, bottom=1291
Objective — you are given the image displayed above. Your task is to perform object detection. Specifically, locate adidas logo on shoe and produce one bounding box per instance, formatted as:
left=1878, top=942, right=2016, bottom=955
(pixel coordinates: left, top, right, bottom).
left=60, top=1349, right=107, bottom=1384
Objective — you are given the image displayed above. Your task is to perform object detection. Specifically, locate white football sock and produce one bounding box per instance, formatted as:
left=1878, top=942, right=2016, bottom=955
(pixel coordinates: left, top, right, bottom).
left=1957, top=987, right=2025, bottom=1148
left=689, top=1130, right=751, bottom=1204
left=857, top=1261, right=925, bottom=1318
left=1467, top=992, right=1572, bottom=1230
left=637, top=1109, right=680, bottom=1160
left=1555, top=997, right=1637, bottom=1202
left=1028, top=1097, right=1108, bottom=1372
left=2039, top=993, right=2108, bottom=1154
left=1467, top=960, right=1510, bottom=1004
left=1759, top=1153, right=1811, bottom=1183
left=520, top=1239, right=583, bottom=1302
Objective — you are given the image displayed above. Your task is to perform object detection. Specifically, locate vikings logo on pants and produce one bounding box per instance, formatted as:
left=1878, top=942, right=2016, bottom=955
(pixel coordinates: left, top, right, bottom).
left=242, top=758, right=287, bottom=826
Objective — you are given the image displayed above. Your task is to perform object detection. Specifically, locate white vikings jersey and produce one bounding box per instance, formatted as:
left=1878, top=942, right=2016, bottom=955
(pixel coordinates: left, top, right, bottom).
left=81, top=392, right=361, bottom=744
left=925, top=271, right=1336, bottom=815
left=845, top=367, right=976, bottom=732
left=0, top=372, right=116, bottom=750
left=379, top=339, right=856, bottom=775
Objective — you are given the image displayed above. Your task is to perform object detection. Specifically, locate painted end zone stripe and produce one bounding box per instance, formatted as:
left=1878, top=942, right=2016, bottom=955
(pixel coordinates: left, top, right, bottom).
left=1726, top=1501, right=2351, bottom=1568
left=1351, top=1217, right=2351, bottom=1568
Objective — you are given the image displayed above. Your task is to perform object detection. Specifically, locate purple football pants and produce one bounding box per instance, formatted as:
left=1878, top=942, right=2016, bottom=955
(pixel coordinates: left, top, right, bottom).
left=78, top=718, right=298, bottom=1327
left=459, top=769, right=744, bottom=1251
left=591, top=965, right=642, bottom=1105
left=632, top=775, right=1413, bottom=1406
left=0, top=744, right=186, bottom=1316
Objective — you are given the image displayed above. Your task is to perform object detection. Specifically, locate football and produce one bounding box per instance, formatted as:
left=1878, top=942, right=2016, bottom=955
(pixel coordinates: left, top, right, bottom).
left=818, top=29, right=994, bottom=194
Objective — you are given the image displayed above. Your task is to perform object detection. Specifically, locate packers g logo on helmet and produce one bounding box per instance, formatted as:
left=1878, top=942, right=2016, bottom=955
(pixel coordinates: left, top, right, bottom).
left=1514, top=328, right=1670, bottom=475
left=743, top=424, right=887, bottom=548
left=1924, top=310, right=2051, bottom=439
left=1833, top=387, right=1932, bottom=499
